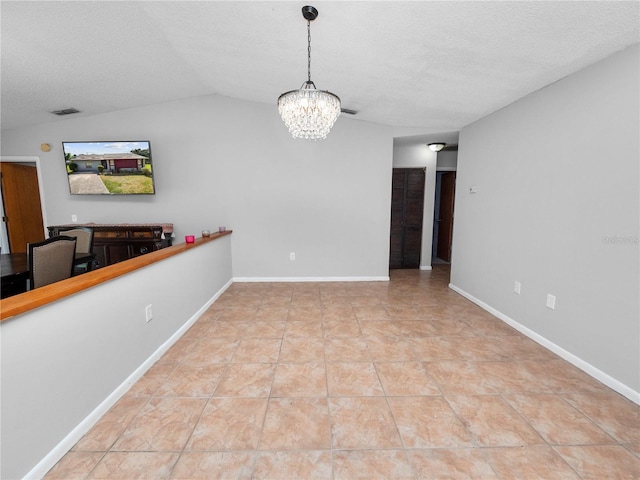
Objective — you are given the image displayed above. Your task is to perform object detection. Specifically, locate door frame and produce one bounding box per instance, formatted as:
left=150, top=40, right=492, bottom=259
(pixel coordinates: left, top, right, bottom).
left=0, top=156, right=49, bottom=252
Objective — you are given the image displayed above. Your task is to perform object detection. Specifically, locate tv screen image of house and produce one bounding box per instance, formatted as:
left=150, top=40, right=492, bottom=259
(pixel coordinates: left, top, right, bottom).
left=62, top=141, right=155, bottom=195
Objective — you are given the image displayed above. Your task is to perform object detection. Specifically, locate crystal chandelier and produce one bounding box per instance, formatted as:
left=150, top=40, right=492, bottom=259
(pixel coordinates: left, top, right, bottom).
left=278, top=6, right=341, bottom=140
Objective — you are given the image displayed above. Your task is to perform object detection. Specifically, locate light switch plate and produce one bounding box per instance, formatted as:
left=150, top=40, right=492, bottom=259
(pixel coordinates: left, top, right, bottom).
left=546, top=294, right=556, bottom=310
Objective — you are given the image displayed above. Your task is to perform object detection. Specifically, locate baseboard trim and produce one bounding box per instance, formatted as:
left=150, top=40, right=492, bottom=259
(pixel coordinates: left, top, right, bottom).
left=233, top=276, right=390, bottom=283
left=419, top=265, right=433, bottom=271
left=24, top=278, right=233, bottom=480
left=448, top=283, right=640, bottom=405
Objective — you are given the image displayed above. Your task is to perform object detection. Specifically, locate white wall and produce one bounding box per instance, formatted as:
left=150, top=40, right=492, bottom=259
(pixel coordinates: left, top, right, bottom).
left=1, top=237, right=233, bottom=479
left=436, top=150, right=458, bottom=171
left=451, top=44, right=639, bottom=398
left=392, top=144, right=438, bottom=270
left=0, top=95, right=394, bottom=280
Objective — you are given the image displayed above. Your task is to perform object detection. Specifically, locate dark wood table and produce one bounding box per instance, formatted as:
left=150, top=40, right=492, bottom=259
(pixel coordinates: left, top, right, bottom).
left=1, top=252, right=96, bottom=298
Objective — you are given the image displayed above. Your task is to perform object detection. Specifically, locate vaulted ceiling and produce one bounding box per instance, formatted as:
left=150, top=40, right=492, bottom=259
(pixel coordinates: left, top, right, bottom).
left=2, top=1, right=638, bottom=136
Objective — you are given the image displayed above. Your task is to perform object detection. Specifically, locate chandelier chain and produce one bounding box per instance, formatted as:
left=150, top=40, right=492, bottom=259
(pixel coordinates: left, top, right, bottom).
left=307, top=20, right=312, bottom=83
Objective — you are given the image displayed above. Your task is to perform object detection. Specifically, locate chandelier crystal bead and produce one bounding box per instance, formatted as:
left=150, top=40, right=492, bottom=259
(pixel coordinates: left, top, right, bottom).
left=277, top=6, right=341, bottom=140
left=278, top=82, right=341, bottom=140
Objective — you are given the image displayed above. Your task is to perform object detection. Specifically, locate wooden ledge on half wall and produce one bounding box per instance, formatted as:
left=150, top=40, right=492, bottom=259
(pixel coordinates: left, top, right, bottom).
left=0, top=230, right=232, bottom=322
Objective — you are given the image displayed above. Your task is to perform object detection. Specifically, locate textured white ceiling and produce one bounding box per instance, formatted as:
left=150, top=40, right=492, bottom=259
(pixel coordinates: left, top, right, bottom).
left=1, top=1, right=638, bottom=135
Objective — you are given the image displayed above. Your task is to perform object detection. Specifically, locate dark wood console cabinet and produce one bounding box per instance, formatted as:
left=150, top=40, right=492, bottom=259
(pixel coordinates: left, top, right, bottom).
left=47, top=223, right=173, bottom=268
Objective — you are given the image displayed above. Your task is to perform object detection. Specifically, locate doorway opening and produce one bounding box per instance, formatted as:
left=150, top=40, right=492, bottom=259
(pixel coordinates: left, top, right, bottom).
left=432, top=171, right=456, bottom=264
left=0, top=157, right=48, bottom=253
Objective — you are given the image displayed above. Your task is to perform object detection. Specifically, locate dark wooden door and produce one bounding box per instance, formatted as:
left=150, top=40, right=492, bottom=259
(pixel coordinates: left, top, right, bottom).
left=0, top=162, right=45, bottom=253
left=390, top=168, right=425, bottom=269
left=436, top=171, right=456, bottom=262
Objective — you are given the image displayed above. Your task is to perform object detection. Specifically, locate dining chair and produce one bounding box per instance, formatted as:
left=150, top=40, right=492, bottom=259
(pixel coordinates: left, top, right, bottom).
left=60, top=227, right=95, bottom=273
left=27, top=236, right=77, bottom=289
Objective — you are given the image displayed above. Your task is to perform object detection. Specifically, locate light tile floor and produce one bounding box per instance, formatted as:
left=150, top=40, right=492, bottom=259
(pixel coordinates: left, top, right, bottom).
left=45, top=266, right=640, bottom=479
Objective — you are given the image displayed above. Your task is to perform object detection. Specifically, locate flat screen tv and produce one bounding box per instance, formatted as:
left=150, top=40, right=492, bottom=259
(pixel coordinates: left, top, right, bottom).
left=62, top=141, right=155, bottom=195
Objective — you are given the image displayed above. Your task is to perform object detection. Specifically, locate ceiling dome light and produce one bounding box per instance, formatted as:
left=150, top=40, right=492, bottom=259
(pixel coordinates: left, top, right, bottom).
left=277, top=6, right=341, bottom=140
left=428, top=143, right=446, bottom=152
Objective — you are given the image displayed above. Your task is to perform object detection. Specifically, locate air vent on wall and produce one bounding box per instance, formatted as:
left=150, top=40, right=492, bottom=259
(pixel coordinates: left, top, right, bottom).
left=50, top=108, right=80, bottom=116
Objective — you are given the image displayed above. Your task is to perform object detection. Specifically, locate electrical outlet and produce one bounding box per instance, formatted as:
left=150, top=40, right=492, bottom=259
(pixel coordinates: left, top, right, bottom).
left=546, top=294, right=556, bottom=310
left=145, top=304, right=153, bottom=322
left=289, top=252, right=295, bottom=261
left=71, top=214, right=78, bottom=223
left=514, top=281, right=521, bottom=294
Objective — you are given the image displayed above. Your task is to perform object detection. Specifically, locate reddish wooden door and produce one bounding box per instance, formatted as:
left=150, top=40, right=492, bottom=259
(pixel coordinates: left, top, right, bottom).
left=0, top=162, right=45, bottom=253
left=436, top=171, right=456, bottom=262
left=390, top=168, right=425, bottom=269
